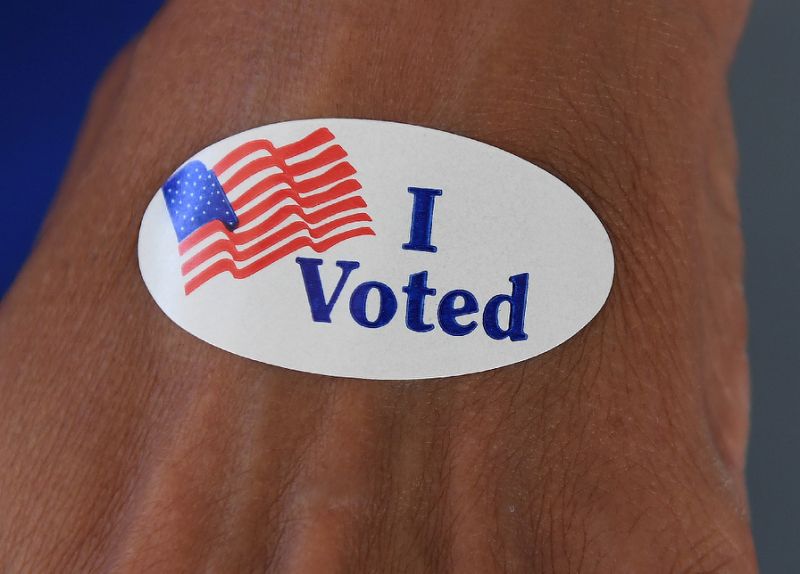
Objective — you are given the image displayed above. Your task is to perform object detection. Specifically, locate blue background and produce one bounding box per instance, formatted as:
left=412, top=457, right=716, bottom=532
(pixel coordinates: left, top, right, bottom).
left=0, top=2, right=162, bottom=290
left=1, top=2, right=798, bottom=570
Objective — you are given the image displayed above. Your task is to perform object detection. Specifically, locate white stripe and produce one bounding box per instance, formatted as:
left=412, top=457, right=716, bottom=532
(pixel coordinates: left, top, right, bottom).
left=216, top=140, right=339, bottom=186
left=215, top=149, right=271, bottom=181
left=222, top=165, right=284, bottom=203
left=223, top=157, right=351, bottom=207
left=283, top=141, right=340, bottom=167
left=235, top=191, right=366, bottom=235
left=234, top=179, right=362, bottom=231
left=181, top=219, right=372, bottom=282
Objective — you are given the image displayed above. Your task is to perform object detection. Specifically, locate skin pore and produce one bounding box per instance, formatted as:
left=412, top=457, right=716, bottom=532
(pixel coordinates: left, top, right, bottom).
left=0, top=0, right=755, bottom=571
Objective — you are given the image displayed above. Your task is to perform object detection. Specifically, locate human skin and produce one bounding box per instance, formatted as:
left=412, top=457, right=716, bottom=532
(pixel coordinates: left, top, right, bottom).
left=0, top=0, right=755, bottom=572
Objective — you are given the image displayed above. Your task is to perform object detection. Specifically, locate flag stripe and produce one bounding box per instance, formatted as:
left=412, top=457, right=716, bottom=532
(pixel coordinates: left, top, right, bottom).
left=218, top=144, right=348, bottom=193
left=288, top=145, right=348, bottom=176
left=181, top=213, right=373, bottom=275
left=220, top=156, right=282, bottom=191
left=180, top=127, right=372, bottom=294
left=178, top=179, right=366, bottom=256
left=213, top=127, right=335, bottom=174
left=231, top=175, right=361, bottom=214
left=179, top=195, right=369, bottom=258
left=234, top=189, right=367, bottom=235
left=226, top=162, right=357, bottom=216
left=183, top=226, right=375, bottom=295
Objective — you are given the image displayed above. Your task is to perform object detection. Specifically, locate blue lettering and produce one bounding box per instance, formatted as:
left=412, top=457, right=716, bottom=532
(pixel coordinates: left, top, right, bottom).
left=296, top=259, right=530, bottom=341
left=350, top=281, right=398, bottom=328
left=483, top=273, right=530, bottom=341
left=402, top=271, right=436, bottom=332
left=402, top=187, right=442, bottom=253
left=438, top=289, right=479, bottom=336
left=296, top=257, right=359, bottom=323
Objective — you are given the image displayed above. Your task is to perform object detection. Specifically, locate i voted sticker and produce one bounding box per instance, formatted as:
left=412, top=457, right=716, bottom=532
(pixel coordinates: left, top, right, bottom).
left=138, top=119, right=614, bottom=380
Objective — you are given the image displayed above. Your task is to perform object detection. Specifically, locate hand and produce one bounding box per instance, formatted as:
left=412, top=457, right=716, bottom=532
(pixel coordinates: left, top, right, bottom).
left=0, top=1, right=755, bottom=571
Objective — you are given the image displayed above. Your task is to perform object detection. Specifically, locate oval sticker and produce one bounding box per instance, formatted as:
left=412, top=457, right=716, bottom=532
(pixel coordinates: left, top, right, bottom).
left=138, top=119, right=614, bottom=380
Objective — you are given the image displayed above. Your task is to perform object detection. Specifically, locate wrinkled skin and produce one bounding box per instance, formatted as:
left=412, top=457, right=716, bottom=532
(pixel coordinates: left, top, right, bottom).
left=0, top=0, right=755, bottom=571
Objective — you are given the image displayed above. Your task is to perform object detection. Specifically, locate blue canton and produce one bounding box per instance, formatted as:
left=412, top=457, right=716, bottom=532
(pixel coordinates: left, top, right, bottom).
left=162, top=160, right=239, bottom=242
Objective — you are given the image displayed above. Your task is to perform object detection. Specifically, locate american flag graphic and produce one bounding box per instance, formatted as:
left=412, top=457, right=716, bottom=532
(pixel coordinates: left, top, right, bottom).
left=162, top=127, right=375, bottom=294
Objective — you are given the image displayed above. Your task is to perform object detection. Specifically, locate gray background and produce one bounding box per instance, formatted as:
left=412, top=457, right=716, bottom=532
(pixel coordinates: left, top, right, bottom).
left=732, top=0, right=800, bottom=570
left=0, top=1, right=797, bottom=570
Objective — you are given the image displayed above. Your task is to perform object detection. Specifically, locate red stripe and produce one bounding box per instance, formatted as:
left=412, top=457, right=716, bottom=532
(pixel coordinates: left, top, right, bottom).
left=220, top=156, right=281, bottom=191
left=237, top=195, right=367, bottom=233
left=227, top=161, right=357, bottom=215
left=286, top=145, right=347, bottom=176
left=178, top=194, right=369, bottom=256
left=231, top=182, right=367, bottom=233
left=184, top=226, right=375, bottom=295
left=213, top=140, right=269, bottom=174
left=237, top=163, right=356, bottom=225
left=274, top=127, right=335, bottom=159
left=180, top=127, right=371, bottom=294
left=231, top=177, right=361, bottom=217
left=212, top=127, right=335, bottom=174
left=220, top=144, right=347, bottom=196
left=178, top=220, right=230, bottom=256
left=181, top=212, right=373, bottom=275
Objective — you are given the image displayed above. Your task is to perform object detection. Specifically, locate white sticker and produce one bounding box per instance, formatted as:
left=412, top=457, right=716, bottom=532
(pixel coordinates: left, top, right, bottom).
left=138, top=119, right=613, bottom=380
